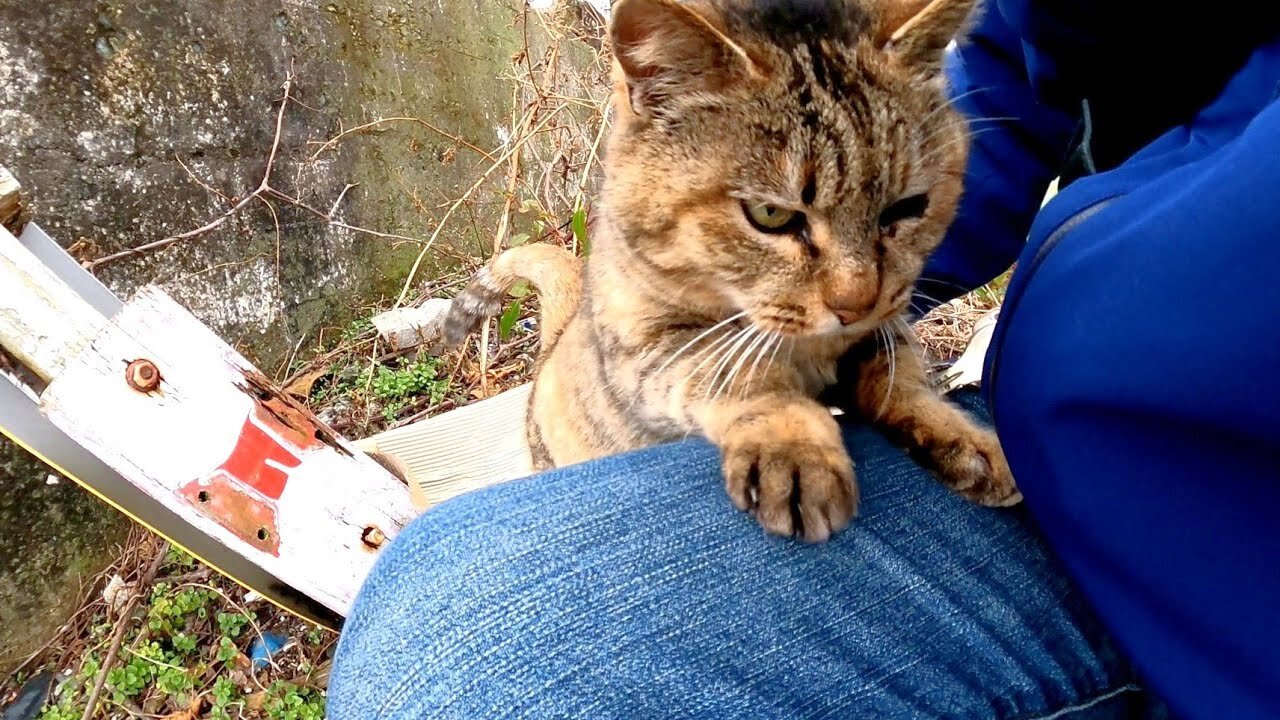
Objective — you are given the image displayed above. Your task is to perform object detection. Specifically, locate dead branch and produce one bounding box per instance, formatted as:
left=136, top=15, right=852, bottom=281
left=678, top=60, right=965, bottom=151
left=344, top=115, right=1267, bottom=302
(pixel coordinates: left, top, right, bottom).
left=308, top=117, right=495, bottom=163
left=394, top=101, right=567, bottom=307
left=86, top=67, right=443, bottom=272
left=79, top=540, right=170, bottom=720
left=87, top=69, right=295, bottom=270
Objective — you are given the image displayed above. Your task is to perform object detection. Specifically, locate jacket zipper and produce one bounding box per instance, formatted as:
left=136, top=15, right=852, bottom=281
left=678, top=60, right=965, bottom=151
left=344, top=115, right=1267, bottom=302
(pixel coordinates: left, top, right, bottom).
left=985, top=196, right=1120, bottom=426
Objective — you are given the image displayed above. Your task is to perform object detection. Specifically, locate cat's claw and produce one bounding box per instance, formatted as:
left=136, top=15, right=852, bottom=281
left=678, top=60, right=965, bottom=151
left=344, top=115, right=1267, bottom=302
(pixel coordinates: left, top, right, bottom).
left=721, top=414, right=858, bottom=542
left=929, top=426, right=1022, bottom=507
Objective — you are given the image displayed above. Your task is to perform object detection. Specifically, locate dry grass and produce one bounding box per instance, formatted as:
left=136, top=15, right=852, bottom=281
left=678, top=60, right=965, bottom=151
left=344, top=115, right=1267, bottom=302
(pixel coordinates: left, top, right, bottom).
left=282, top=3, right=612, bottom=437
left=913, top=270, right=1010, bottom=364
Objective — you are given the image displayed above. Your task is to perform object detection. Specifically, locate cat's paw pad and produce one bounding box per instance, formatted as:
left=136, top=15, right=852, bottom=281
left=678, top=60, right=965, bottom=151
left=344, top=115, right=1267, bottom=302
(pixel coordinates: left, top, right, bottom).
left=722, top=427, right=858, bottom=543
left=930, top=427, right=1022, bottom=507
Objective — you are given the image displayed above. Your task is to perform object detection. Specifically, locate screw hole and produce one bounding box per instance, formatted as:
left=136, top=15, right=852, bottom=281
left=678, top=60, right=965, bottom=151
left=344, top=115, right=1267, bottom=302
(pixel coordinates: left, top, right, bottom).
left=197, top=491, right=210, bottom=503
left=257, top=528, right=269, bottom=541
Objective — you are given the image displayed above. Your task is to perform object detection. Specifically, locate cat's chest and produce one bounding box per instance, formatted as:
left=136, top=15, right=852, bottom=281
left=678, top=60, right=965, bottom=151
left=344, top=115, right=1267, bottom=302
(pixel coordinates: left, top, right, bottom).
left=795, top=355, right=841, bottom=395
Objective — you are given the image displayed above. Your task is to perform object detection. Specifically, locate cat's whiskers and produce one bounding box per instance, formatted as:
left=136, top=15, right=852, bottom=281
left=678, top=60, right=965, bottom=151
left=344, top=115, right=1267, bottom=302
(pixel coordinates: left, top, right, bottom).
left=632, top=312, right=747, bottom=414
left=655, top=310, right=749, bottom=375
left=739, top=331, right=781, bottom=400
left=715, top=328, right=771, bottom=402
left=704, top=326, right=759, bottom=399
left=917, top=115, right=1016, bottom=154
left=912, top=289, right=949, bottom=308
left=686, top=324, right=751, bottom=397
left=894, top=316, right=919, bottom=354
left=918, top=86, right=995, bottom=126
left=875, top=325, right=898, bottom=421
left=916, top=127, right=1000, bottom=168
left=681, top=323, right=750, bottom=398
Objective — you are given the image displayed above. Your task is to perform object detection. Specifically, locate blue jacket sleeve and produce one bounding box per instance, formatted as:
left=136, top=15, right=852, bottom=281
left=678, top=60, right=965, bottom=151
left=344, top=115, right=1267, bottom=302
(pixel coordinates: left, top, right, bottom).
left=915, top=3, right=1078, bottom=312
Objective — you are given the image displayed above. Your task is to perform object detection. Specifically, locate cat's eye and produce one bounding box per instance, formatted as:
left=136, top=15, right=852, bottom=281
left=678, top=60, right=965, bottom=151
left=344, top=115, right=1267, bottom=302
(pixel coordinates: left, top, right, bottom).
left=878, top=193, right=930, bottom=228
left=743, top=202, right=804, bottom=233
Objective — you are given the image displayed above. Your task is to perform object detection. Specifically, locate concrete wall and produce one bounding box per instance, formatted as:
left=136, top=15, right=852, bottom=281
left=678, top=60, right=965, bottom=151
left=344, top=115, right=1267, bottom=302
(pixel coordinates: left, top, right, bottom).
left=0, top=0, right=601, bottom=672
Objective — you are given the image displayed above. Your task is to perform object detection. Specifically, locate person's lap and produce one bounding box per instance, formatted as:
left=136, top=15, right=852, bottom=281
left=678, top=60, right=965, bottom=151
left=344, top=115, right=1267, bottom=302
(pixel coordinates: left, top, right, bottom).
left=330, top=392, right=1155, bottom=719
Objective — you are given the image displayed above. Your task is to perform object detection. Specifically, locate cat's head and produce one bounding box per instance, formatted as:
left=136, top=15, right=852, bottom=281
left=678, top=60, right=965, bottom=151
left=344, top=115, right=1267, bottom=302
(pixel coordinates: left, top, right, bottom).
left=603, top=0, right=977, bottom=336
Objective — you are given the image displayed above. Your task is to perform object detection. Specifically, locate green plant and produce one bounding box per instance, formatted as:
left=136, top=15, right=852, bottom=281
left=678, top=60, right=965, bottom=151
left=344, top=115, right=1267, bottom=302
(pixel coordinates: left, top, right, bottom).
left=216, top=635, right=241, bottom=663
left=209, top=676, right=244, bottom=720
left=305, top=627, right=326, bottom=646
left=148, top=586, right=214, bottom=634
left=498, top=298, right=524, bottom=340
left=571, top=204, right=590, bottom=255
left=371, top=358, right=448, bottom=420
left=341, top=316, right=374, bottom=342
left=166, top=547, right=198, bottom=570
left=217, top=610, right=253, bottom=639
left=106, top=653, right=154, bottom=702
left=37, top=705, right=80, bottom=720
left=265, top=682, right=326, bottom=720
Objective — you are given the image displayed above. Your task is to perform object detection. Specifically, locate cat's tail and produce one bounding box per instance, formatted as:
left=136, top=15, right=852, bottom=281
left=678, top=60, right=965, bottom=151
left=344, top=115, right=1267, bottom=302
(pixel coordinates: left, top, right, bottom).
left=443, top=243, right=583, bottom=355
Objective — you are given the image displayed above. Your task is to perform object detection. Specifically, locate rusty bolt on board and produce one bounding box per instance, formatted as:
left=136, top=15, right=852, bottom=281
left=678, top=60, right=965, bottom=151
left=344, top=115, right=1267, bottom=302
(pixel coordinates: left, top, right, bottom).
left=361, top=525, right=387, bottom=549
left=125, top=359, right=161, bottom=393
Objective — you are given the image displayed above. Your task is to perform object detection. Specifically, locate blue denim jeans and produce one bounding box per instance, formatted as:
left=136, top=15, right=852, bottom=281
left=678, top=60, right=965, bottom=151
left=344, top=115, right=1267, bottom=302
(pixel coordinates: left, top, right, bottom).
left=330, top=393, right=1162, bottom=718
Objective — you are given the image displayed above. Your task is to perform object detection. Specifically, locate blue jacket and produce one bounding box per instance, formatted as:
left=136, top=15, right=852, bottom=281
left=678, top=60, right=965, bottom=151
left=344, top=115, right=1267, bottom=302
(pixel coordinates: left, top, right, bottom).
left=922, top=4, right=1280, bottom=718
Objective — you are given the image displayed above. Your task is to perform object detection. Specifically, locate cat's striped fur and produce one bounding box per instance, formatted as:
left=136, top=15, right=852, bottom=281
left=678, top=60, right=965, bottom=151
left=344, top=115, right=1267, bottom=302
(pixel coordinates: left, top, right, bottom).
left=444, top=0, right=1020, bottom=541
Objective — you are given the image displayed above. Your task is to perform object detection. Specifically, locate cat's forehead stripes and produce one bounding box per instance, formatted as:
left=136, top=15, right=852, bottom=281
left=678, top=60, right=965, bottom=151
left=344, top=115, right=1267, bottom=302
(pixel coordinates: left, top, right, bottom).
left=782, top=40, right=887, bottom=210
left=732, top=0, right=868, bottom=49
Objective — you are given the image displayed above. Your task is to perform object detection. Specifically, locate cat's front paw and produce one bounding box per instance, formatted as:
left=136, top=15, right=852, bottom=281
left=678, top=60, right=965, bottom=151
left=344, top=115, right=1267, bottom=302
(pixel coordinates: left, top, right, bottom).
left=720, top=409, right=857, bottom=543
left=927, top=424, right=1022, bottom=507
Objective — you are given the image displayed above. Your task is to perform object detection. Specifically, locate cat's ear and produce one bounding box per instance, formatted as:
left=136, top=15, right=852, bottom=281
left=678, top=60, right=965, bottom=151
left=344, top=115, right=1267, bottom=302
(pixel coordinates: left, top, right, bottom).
left=609, top=0, right=761, bottom=119
left=873, top=0, right=979, bottom=74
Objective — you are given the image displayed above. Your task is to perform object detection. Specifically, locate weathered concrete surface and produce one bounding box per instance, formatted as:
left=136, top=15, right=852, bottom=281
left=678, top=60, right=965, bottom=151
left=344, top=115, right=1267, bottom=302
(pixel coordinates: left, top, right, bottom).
left=0, top=444, right=129, bottom=676
left=0, top=0, right=602, bottom=672
left=2, top=0, right=544, bottom=366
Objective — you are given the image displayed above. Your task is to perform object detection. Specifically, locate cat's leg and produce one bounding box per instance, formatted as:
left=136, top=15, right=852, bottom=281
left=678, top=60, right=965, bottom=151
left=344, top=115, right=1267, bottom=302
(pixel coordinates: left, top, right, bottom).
left=687, top=381, right=858, bottom=542
left=851, top=332, right=1022, bottom=507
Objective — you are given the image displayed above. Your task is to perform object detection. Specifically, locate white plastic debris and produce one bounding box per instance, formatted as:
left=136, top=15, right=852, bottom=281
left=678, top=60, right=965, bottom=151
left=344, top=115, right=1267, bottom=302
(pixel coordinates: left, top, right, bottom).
left=102, top=574, right=134, bottom=613
left=369, top=298, right=454, bottom=352
left=45, top=473, right=60, bottom=485
left=937, top=309, right=1000, bottom=392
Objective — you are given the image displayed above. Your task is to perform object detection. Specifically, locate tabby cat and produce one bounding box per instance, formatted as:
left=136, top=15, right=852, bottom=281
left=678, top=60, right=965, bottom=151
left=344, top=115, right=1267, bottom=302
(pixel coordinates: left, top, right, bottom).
left=444, top=0, right=1021, bottom=542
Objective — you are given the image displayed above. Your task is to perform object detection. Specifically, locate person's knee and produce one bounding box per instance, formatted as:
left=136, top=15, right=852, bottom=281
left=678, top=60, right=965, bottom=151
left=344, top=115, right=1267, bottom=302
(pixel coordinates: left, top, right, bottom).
left=328, top=497, right=494, bottom=718
left=329, top=441, right=725, bottom=718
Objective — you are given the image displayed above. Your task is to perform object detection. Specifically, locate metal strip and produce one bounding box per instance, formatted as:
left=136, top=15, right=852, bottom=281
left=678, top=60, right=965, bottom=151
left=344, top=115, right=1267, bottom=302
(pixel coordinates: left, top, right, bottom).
left=16, top=222, right=122, bottom=318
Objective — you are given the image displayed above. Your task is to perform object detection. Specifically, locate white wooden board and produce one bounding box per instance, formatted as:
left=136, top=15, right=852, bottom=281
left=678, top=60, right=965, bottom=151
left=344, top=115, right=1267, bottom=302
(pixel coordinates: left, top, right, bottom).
left=41, top=287, right=418, bottom=617
left=356, top=384, right=533, bottom=511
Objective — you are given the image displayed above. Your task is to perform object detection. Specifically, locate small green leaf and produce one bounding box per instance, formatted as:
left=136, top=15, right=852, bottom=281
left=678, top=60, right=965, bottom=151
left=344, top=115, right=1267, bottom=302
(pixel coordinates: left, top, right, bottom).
left=571, top=205, right=590, bottom=255
left=508, top=280, right=531, bottom=299
left=509, top=232, right=530, bottom=246
left=498, top=299, right=523, bottom=340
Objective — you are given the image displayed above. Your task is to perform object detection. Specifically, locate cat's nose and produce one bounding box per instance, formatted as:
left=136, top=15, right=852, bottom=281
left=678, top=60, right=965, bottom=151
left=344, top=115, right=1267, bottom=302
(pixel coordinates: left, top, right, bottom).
left=832, top=308, right=863, bottom=325
left=826, top=286, right=877, bottom=325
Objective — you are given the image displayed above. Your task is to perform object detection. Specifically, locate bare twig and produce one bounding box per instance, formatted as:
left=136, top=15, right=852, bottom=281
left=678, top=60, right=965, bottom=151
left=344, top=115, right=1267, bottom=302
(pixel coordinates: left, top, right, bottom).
left=88, top=70, right=295, bottom=270
left=328, top=183, right=357, bottom=217
left=394, top=101, right=566, bottom=307
left=87, top=68, right=442, bottom=272
left=266, top=188, right=435, bottom=246
left=175, top=154, right=231, bottom=204
left=256, top=195, right=283, bottom=281
left=308, top=117, right=495, bottom=163
left=79, top=540, right=170, bottom=720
